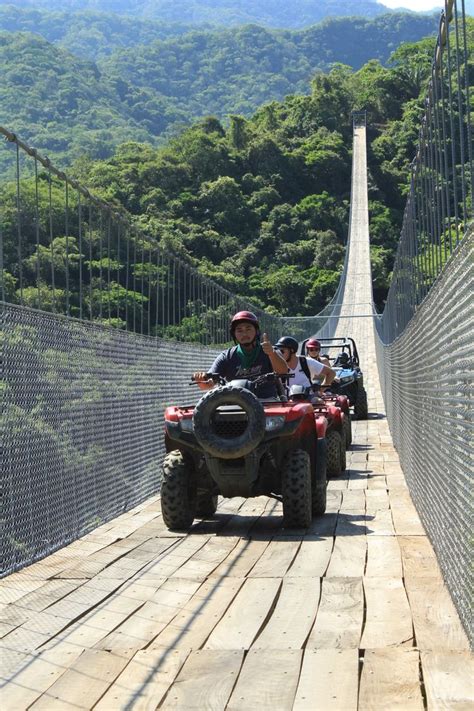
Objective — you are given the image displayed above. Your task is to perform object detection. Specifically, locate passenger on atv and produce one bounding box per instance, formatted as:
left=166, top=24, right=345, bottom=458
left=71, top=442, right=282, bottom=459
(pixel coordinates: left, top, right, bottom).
left=274, top=336, right=336, bottom=398
left=193, top=310, right=288, bottom=399
left=305, top=338, right=331, bottom=368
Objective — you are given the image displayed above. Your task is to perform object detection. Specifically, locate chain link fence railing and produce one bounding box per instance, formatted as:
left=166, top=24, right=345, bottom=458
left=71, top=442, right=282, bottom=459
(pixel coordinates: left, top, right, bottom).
left=375, top=0, right=473, bottom=644
left=1, top=301, right=222, bottom=575
left=375, top=229, right=473, bottom=645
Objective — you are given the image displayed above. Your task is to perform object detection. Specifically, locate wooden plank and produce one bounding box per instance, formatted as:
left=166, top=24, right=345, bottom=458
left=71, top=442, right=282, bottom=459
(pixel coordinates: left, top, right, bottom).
left=359, top=649, right=424, bottom=710
left=95, top=648, right=189, bottom=710
left=367, top=509, right=395, bottom=536
left=389, top=504, right=425, bottom=535
left=365, top=536, right=403, bottom=578
left=398, top=536, right=442, bottom=579
left=169, top=538, right=239, bottom=581
left=340, top=490, right=366, bottom=511
left=335, top=510, right=367, bottom=536
left=30, top=649, right=129, bottom=710
left=226, top=649, right=302, bottom=711
left=361, top=577, right=414, bottom=648
left=293, top=649, right=359, bottom=711
left=149, top=577, right=244, bottom=652
left=0, top=642, right=85, bottom=710
left=0, top=580, right=82, bottom=614
left=305, top=513, right=338, bottom=537
left=247, top=540, right=300, bottom=578
left=421, top=650, right=474, bottom=710
left=160, top=650, right=244, bottom=710
left=286, top=538, right=333, bottom=577
left=306, top=577, right=363, bottom=649
left=326, top=536, right=366, bottom=577
left=326, top=490, right=342, bottom=512
left=210, top=539, right=269, bottom=578
left=252, top=578, right=320, bottom=650
left=404, top=578, right=469, bottom=651
left=204, top=578, right=281, bottom=650
left=365, top=489, right=390, bottom=510
left=96, top=578, right=202, bottom=652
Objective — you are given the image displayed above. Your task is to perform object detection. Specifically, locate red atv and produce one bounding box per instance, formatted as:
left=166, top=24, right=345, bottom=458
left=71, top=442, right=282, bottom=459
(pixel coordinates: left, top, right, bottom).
left=323, top=392, right=352, bottom=448
left=288, top=384, right=347, bottom=477
left=162, top=372, right=328, bottom=530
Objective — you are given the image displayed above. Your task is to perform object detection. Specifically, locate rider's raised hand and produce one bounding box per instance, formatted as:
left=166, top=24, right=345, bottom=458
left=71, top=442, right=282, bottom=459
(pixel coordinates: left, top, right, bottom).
left=261, top=332, right=273, bottom=355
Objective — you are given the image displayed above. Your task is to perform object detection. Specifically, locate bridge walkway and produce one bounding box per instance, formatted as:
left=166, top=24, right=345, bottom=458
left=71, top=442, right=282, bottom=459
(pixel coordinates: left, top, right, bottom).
left=1, top=127, right=471, bottom=710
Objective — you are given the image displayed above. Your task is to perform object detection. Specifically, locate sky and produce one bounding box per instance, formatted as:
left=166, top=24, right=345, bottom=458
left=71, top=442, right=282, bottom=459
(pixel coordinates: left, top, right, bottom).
left=379, top=0, right=445, bottom=10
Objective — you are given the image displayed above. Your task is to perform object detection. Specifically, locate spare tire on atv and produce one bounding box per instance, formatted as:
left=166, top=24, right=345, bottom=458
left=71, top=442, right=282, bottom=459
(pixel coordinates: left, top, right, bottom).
left=193, top=385, right=266, bottom=460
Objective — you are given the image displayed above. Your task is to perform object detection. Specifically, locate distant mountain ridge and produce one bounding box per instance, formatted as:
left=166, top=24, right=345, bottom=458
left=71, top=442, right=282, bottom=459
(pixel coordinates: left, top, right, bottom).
left=0, top=0, right=394, bottom=28
left=0, top=10, right=439, bottom=167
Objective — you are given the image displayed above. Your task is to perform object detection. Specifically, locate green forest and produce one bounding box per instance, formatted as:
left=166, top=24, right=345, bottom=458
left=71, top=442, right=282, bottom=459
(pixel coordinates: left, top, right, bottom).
left=0, top=11, right=438, bottom=167
left=0, top=1, right=402, bottom=29
left=4, top=14, right=467, bottom=325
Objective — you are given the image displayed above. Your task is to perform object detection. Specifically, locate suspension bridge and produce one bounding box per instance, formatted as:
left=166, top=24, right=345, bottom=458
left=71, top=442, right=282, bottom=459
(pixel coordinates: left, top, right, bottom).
left=1, top=1, right=472, bottom=708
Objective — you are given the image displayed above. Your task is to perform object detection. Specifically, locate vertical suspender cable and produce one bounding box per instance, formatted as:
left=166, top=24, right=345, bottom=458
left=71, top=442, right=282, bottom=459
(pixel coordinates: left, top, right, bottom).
left=34, top=156, right=41, bottom=309
left=15, top=143, right=23, bottom=305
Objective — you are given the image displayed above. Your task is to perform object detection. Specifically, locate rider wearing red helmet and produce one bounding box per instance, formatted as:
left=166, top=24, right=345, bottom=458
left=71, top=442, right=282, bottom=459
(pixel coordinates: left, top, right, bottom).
left=193, top=311, right=287, bottom=398
left=306, top=338, right=331, bottom=367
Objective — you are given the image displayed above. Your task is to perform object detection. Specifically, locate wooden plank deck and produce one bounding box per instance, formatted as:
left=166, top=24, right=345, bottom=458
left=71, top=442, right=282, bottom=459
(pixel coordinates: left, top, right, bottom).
left=1, top=126, right=472, bottom=709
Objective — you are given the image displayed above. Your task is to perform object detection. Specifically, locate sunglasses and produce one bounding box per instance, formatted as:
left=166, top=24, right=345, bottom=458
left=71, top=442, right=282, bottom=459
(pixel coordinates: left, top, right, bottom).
left=308, top=347, right=320, bottom=352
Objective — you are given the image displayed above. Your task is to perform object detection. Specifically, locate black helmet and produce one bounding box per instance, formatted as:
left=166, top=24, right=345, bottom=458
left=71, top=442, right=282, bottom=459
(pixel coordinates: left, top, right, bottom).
left=336, top=351, right=350, bottom=365
left=274, top=336, right=299, bottom=353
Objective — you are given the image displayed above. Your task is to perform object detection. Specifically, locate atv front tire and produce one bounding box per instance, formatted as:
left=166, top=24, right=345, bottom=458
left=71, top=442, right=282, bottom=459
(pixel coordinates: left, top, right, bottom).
left=195, top=493, right=218, bottom=518
left=354, top=386, right=368, bottom=420
left=161, top=450, right=196, bottom=530
left=343, top=412, right=352, bottom=447
left=327, top=430, right=343, bottom=477
left=282, top=449, right=312, bottom=528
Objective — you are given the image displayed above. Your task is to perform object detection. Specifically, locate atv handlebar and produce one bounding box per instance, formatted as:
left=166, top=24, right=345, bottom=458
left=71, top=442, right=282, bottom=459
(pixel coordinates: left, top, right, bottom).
left=190, top=372, right=294, bottom=387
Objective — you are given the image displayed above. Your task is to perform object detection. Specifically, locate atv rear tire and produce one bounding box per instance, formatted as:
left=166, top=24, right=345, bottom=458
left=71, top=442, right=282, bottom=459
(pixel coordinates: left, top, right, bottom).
left=343, top=412, right=352, bottom=447
left=313, top=439, right=327, bottom=516
left=327, top=429, right=343, bottom=477
left=195, top=493, right=218, bottom=518
left=282, top=449, right=312, bottom=528
left=340, top=435, right=346, bottom=472
left=354, top=386, right=368, bottom=420
left=161, top=450, right=196, bottom=530
left=193, top=385, right=265, bottom=459
left=312, top=483, right=327, bottom=516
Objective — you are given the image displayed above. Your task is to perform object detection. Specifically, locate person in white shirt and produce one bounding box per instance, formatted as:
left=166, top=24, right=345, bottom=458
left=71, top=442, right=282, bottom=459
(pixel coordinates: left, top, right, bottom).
left=273, top=336, right=336, bottom=390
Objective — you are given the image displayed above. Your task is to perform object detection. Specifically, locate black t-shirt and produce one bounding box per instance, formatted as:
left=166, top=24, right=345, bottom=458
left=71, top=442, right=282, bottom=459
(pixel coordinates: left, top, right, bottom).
left=210, top=345, right=277, bottom=398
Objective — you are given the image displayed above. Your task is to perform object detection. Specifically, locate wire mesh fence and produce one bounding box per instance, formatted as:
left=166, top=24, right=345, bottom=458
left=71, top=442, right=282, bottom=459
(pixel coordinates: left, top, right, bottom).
left=375, top=0, right=473, bottom=644
left=375, top=229, right=473, bottom=645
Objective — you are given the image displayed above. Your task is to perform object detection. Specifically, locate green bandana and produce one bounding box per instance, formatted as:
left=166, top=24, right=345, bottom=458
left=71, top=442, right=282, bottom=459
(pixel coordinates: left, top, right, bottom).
left=236, top=343, right=261, bottom=370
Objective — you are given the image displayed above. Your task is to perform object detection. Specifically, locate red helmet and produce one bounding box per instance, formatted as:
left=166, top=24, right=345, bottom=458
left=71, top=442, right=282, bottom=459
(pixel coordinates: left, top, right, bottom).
left=306, top=338, right=321, bottom=350
left=230, top=311, right=260, bottom=337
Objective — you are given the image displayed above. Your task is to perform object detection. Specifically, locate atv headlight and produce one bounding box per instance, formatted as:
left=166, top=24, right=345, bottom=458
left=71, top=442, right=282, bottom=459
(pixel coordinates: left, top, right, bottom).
left=339, top=375, right=354, bottom=384
left=265, top=415, right=285, bottom=431
left=180, top=418, right=194, bottom=432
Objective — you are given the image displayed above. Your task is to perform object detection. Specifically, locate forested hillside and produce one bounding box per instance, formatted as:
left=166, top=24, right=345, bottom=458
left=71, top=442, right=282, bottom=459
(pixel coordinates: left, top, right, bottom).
left=0, top=1, right=393, bottom=28
left=0, top=13, right=438, bottom=167
left=5, top=21, right=465, bottom=321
